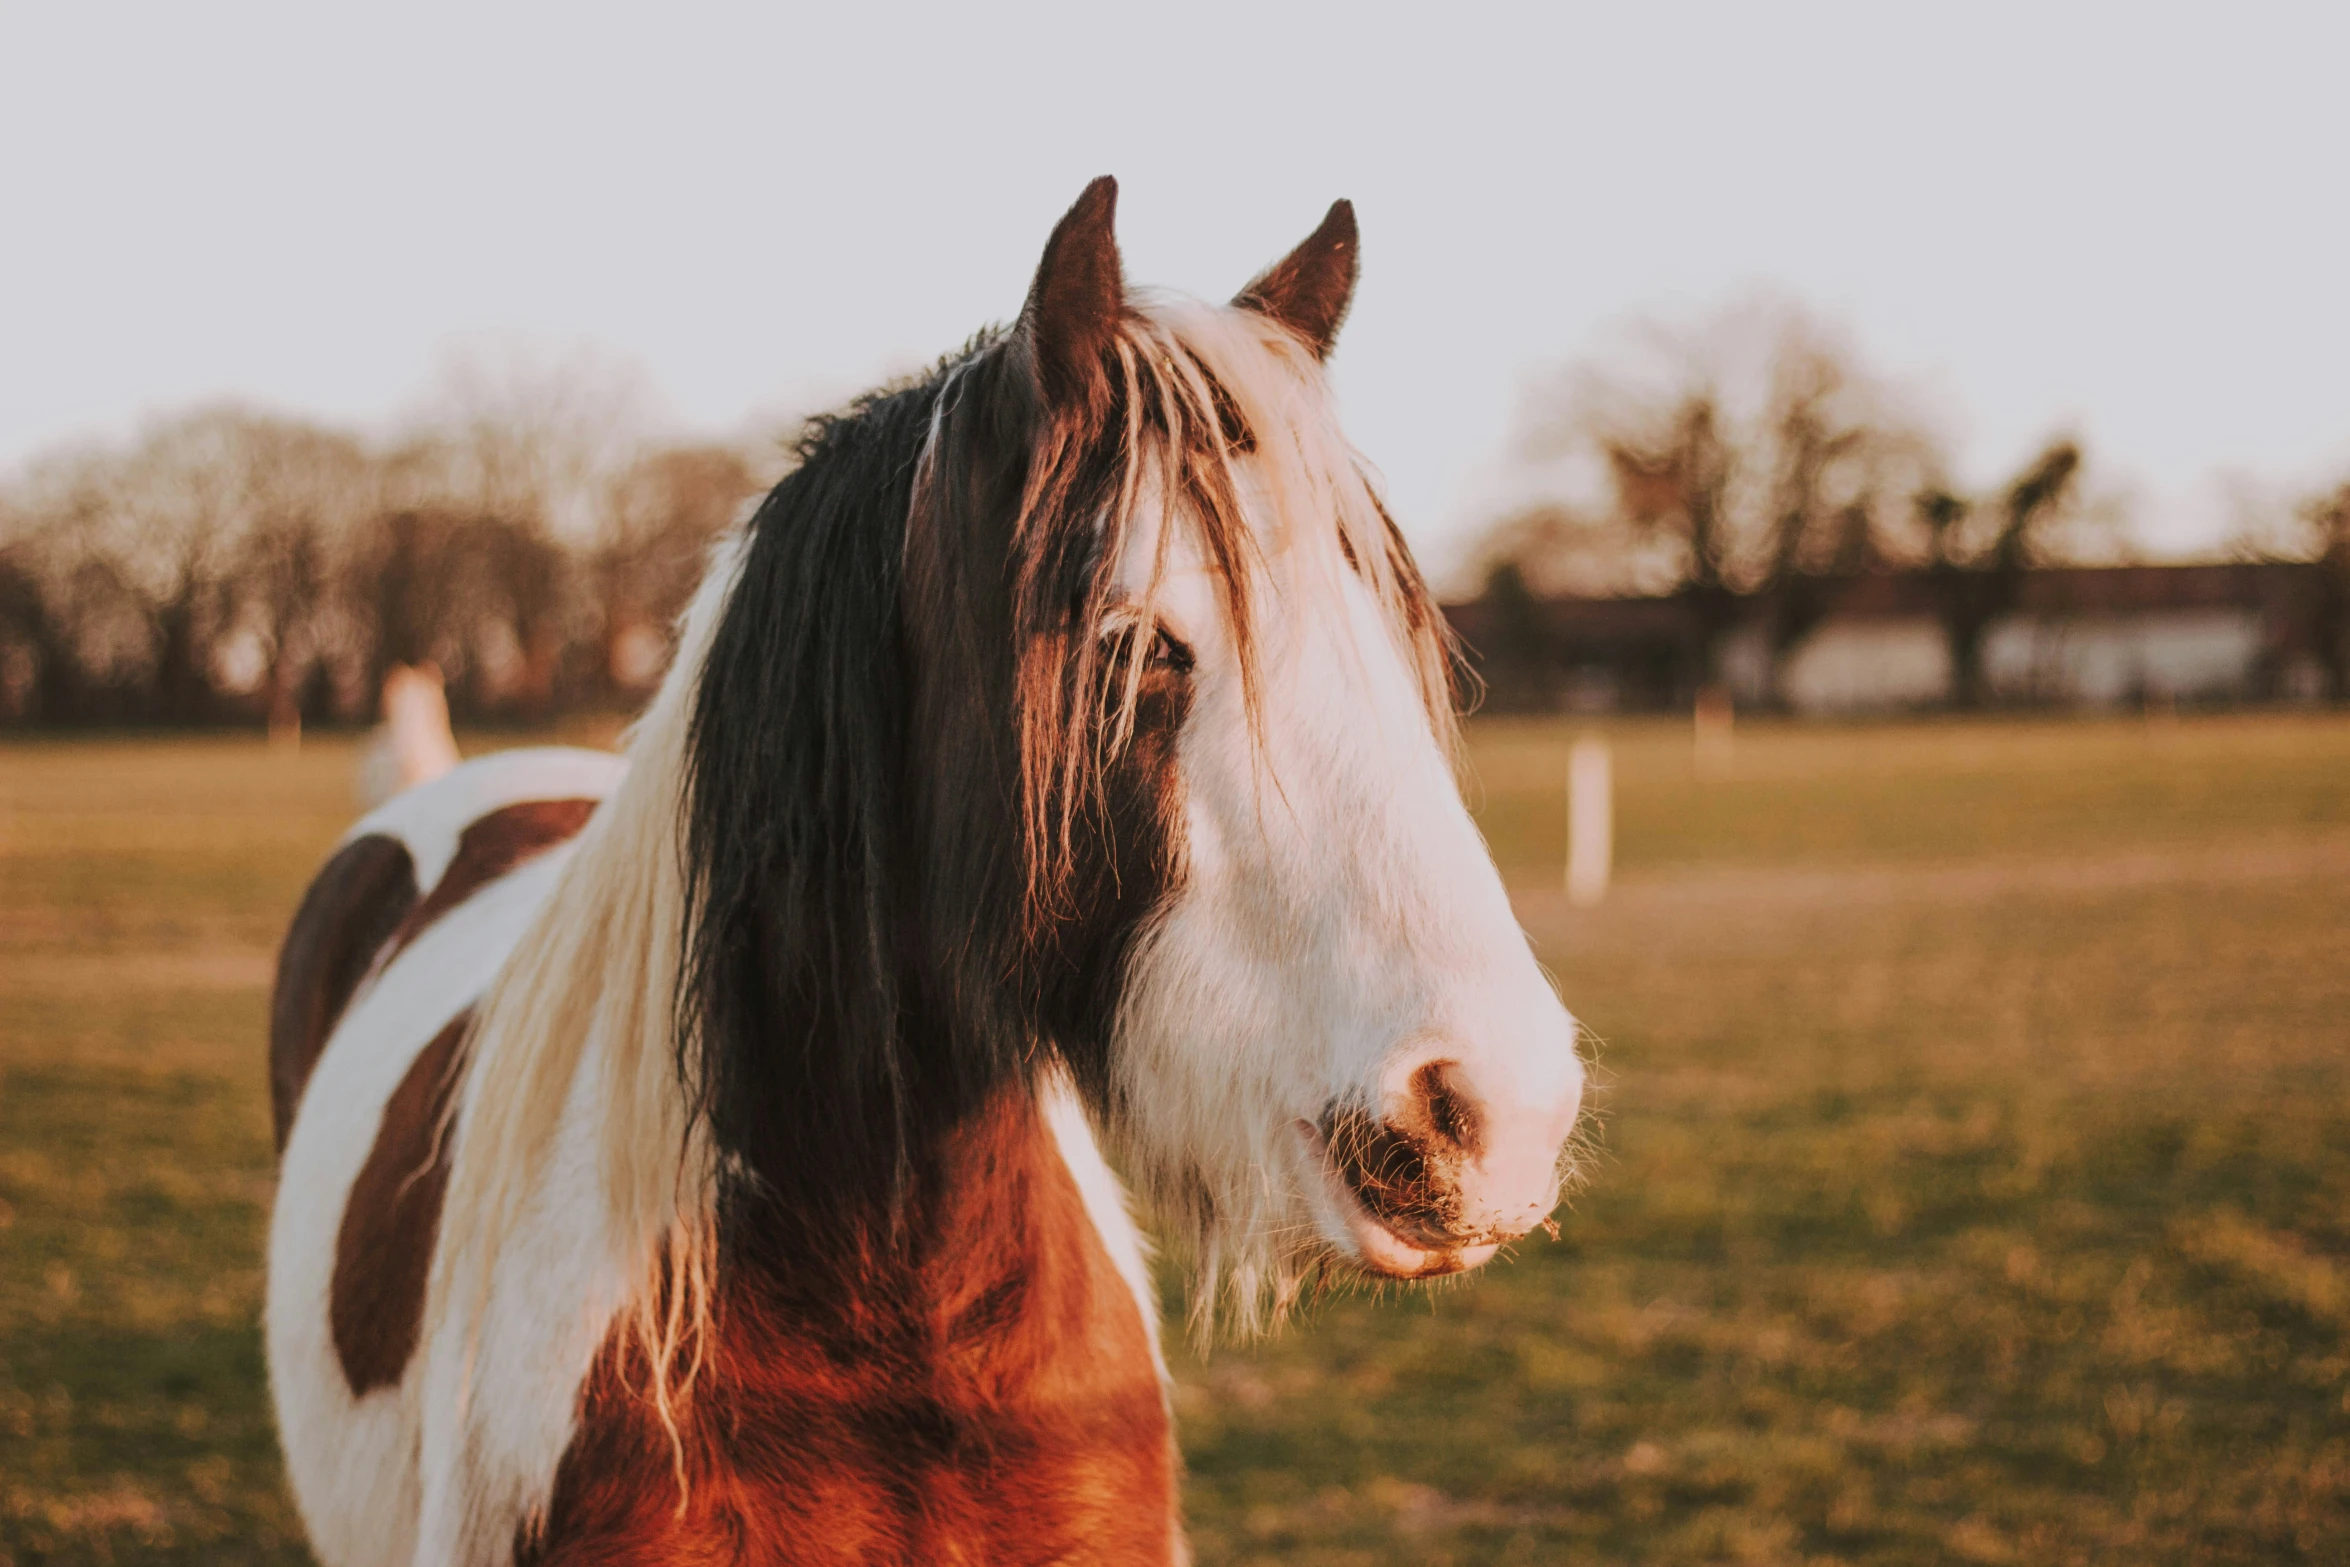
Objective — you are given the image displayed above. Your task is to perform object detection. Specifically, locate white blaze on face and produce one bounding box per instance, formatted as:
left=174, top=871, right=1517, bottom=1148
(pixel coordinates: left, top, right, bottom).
left=1109, top=461, right=1584, bottom=1311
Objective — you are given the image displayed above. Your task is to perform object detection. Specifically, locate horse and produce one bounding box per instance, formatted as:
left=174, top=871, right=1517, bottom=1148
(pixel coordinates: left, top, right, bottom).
left=264, top=177, right=1586, bottom=1566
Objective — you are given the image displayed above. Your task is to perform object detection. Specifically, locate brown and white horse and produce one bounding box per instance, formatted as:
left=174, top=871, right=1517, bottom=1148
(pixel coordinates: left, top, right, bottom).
left=265, top=178, right=1585, bottom=1566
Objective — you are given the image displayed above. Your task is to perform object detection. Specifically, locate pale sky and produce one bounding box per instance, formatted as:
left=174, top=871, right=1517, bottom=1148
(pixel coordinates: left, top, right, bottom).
left=4, top=3, right=2346, bottom=579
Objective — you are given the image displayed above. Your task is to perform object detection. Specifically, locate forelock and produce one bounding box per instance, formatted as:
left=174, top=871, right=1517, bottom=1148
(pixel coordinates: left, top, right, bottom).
left=982, top=299, right=1460, bottom=916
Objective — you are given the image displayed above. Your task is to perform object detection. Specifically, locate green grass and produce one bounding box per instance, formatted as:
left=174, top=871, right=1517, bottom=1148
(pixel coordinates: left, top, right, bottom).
left=5, top=716, right=2349, bottom=1564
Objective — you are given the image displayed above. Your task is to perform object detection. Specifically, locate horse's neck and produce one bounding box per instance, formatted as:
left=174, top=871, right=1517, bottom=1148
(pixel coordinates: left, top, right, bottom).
left=530, top=1084, right=1179, bottom=1564
left=732, top=1085, right=1150, bottom=1383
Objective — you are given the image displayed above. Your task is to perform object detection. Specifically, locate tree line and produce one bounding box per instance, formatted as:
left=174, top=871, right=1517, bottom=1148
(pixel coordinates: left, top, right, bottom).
left=0, top=379, right=771, bottom=729
left=1470, top=298, right=2350, bottom=708
left=5, top=304, right=2345, bottom=728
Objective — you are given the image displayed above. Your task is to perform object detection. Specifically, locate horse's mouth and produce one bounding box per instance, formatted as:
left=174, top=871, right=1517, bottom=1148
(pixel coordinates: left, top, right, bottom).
left=1292, top=1119, right=1505, bottom=1280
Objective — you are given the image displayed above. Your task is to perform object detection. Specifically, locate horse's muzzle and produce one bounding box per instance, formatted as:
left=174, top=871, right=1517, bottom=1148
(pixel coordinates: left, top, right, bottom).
left=1301, top=1037, right=1581, bottom=1279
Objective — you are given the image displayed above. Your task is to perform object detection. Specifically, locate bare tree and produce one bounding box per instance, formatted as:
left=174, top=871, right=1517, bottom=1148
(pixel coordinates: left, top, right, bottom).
left=383, top=341, right=663, bottom=716
left=412, top=338, right=660, bottom=534
left=2304, top=483, right=2350, bottom=698
left=2242, top=478, right=2350, bottom=699
left=345, top=484, right=482, bottom=717
left=1481, top=298, right=1937, bottom=703
left=106, top=416, right=253, bottom=720
left=0, top=344, right=773, bottom=729
left=593, top=443, right=760, bottom=694
left=1908, top=440, right=2084, bottom=709
left=226, top=420, right=378, bottom=730
left=4, top=413, right=269, bottom=722
left=0, top=540, right=57, bottom=720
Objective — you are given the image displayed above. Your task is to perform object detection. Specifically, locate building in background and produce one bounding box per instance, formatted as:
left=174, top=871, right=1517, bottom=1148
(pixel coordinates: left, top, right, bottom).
left=1448, top=562, right=2341, bottom=715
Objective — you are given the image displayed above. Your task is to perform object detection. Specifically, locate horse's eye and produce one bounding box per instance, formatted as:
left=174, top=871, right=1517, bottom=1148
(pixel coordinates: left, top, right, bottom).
left=1147, top=626, right=1195, bottom=675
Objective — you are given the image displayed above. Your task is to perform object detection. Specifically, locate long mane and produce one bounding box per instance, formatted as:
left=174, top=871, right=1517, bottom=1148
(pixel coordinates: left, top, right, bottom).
left=427, top=293, right=1459, bottom=1434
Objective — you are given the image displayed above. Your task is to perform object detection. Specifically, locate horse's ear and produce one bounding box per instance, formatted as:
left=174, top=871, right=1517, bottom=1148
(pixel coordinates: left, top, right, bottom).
left=1234, top=199, right=1359, bottom=360
left=1018, top=176, right=1126, bottom=414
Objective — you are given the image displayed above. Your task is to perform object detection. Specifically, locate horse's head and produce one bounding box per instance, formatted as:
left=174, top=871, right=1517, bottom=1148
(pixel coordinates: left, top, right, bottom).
left=683, top=178, right=1581, bottom=1321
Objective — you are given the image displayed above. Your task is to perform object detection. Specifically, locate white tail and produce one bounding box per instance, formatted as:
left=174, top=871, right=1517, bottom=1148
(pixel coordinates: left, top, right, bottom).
left=358, top=663, right=462, bottom=807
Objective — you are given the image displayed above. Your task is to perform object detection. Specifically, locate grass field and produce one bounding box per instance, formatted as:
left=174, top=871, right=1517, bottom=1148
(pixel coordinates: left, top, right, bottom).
left=3, top=714, right=2348, bottom=1564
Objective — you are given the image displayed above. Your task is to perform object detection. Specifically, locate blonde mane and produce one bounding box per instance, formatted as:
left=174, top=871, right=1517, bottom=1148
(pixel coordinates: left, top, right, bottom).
left=428, top=537, right=739, bottom=1464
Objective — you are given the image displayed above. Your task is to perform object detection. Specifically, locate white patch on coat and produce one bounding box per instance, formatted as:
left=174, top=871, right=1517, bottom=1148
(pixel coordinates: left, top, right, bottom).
left=1041, top=1074, right=1163, bottom=1369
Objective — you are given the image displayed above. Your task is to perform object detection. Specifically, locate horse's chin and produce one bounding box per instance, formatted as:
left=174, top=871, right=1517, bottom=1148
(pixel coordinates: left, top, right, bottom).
left=1291, top=1120, right=1504, bottom=1281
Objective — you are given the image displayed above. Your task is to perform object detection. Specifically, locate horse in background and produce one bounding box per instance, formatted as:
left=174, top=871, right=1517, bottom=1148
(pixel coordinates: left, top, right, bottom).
left=266, top=177, right=1585, bottom=1566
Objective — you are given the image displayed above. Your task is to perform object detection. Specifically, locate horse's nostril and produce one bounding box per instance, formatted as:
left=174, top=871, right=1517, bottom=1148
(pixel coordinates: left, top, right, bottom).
left=1409, top=1059, right=1482, bottom=1158
left=1318, top=1101, right=1451, bottom=1242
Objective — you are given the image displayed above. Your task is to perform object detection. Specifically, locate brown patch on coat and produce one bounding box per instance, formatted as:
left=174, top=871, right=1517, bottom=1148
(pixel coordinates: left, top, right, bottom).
left=270, top=834, right=418, bottom=1153
left=380, top=798, right=601, bottom=965
left=519, top=1087, right=1176, bottom=1566
left=330, top=1008, right=471, bottom=1397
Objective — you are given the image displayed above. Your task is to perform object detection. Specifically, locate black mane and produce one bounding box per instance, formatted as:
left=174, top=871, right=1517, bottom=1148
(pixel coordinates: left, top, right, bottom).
left=677, top=350, right=959, bottom=1233
left=675, top=325, right=1194, bottom=1238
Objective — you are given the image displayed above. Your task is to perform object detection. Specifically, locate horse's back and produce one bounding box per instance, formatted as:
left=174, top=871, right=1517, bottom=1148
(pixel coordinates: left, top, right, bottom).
left=270, top=746, right=624, bottom=1147
left=266, top=745, right=623, bottom=1567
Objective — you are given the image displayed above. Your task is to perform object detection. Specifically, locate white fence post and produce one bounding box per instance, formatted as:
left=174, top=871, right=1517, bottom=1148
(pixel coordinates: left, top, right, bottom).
left=1567, top=736, right=1613, bottom=907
